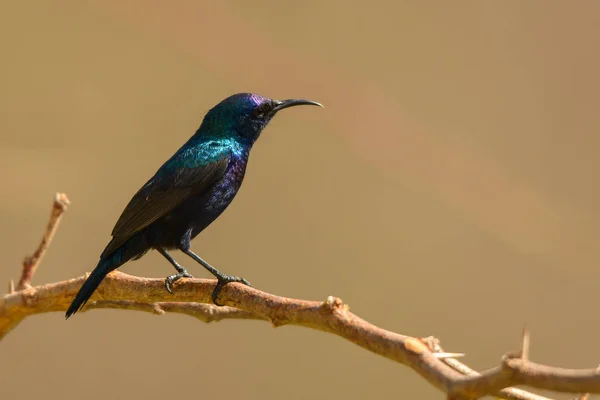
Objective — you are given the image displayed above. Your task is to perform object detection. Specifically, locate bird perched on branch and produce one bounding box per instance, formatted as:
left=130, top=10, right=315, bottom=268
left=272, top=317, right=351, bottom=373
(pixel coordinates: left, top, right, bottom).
left=66, top=93, right=322, bottom=318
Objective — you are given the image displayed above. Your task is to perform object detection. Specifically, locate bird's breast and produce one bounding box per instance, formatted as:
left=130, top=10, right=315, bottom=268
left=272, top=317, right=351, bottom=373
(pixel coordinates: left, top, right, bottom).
left=203, top=154, right=248, bottom=213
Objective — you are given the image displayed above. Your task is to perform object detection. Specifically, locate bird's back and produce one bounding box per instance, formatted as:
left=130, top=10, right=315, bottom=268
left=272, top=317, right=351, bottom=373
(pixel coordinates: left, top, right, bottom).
left=101, top=137, right=248, bottom=257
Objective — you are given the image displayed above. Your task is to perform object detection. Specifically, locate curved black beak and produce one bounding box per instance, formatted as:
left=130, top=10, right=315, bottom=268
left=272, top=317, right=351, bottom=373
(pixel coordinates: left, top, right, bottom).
left=271, top=99, right=323, bottom=114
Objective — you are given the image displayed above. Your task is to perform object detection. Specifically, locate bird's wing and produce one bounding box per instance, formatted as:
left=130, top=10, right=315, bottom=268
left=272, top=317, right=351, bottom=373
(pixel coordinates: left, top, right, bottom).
left=105, top=145, right=231, bottom=253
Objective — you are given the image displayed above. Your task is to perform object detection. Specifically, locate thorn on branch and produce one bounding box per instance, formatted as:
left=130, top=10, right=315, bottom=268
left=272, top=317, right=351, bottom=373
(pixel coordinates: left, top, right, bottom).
left=521, top=326, right=530, bottom=361
left=503, top=327, right=531, bottom=364
left=434, top=352, right=466, bottom=359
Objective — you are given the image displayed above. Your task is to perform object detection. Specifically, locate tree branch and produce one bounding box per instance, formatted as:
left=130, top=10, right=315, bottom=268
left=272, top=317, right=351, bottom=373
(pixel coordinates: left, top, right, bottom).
left=16, top=192, right=70, bottom=291
left=2, top=194, right=599, bottom=400
left=87, top=299, right=263, bottom=322
left=422, top=336, right=554, bottom=400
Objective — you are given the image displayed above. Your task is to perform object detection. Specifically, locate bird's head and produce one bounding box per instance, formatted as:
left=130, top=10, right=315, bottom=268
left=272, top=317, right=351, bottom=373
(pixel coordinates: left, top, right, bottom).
left=201, top=93, right=322, bottom=144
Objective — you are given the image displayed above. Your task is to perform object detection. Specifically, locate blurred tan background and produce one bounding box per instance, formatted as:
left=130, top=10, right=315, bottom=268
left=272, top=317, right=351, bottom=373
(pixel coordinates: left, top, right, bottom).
left=1, top=1, right=600, bottom=399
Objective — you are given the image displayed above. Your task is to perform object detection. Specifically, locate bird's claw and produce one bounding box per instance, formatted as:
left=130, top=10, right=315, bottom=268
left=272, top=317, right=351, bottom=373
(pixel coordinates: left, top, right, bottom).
left=211, top=275, right=251, bottom=306
left=164, top=271, right=193, bottom=294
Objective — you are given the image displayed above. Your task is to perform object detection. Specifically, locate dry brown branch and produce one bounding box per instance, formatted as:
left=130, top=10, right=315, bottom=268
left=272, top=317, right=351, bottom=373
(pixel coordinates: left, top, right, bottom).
left=87, top=299, right=263, bottom=322
left=2, top=195, right=600, bottom=400
left=16, top=192, right=70, bottom=291
left=422, top=336, right=554, bottom=400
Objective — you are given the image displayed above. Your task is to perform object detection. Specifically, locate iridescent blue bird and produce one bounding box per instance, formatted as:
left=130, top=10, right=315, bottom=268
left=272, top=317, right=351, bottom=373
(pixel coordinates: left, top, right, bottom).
left=65, top=93, right=322, bottom=318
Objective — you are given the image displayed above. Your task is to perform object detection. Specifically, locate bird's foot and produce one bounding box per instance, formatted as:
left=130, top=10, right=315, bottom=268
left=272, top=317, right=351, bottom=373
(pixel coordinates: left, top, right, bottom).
left=212, top=275, right=251, bottom=306
left=165, top=270, right=193, bottom=294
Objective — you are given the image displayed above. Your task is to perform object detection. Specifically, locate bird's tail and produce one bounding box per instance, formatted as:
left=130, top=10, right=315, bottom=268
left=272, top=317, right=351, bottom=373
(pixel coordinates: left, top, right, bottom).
left=65, top=242, right=134, bottom=319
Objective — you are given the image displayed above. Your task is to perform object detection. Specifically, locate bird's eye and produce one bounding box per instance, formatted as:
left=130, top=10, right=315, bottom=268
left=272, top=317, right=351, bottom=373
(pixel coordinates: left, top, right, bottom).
left=253, top=103, right=270, bottom=119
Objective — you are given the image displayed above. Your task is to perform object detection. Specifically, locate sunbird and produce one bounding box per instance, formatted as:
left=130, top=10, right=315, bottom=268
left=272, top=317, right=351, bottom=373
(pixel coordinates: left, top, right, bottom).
left=66, top=93, right=322, bottom=318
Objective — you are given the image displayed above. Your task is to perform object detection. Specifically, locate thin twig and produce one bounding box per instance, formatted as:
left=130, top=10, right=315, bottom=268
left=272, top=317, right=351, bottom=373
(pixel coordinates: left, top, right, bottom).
left=87, top=300, right=264, bottom=322
left=16, top=193, right=70, bottom=290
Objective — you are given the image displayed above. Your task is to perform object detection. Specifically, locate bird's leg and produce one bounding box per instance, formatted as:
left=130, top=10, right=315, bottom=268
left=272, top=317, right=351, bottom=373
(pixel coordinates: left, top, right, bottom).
left=181, top=249, right=251, bottom=306
left=156, top=247, right=193, bottom=294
